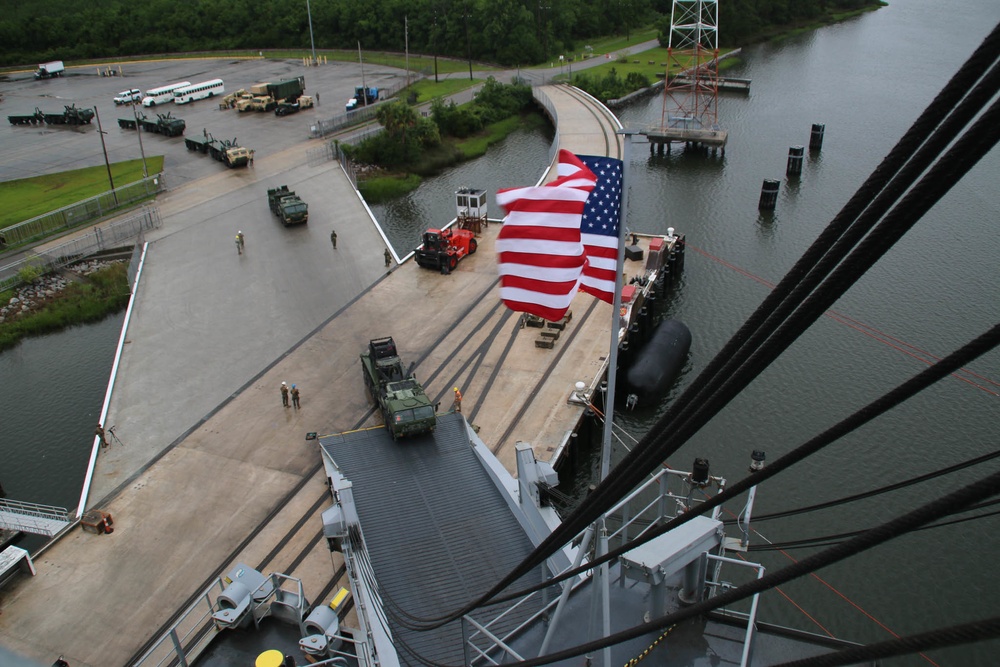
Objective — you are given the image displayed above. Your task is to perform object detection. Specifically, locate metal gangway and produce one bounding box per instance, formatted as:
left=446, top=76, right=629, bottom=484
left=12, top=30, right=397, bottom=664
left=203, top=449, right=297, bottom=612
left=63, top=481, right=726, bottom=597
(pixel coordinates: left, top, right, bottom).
left=0, top=498, right=72, bottom=537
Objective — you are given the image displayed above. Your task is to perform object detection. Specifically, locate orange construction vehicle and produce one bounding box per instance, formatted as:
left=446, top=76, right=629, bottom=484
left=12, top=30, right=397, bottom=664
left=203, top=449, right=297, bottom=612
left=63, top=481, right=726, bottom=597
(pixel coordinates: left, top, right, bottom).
left=414, top=228, right=477, bottom=273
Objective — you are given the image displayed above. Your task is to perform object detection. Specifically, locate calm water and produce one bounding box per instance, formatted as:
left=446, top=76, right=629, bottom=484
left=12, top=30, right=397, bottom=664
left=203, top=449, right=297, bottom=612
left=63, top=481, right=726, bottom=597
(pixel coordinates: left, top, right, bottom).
left=4, top=2, right=998, bottom=662
left=0, top=314, right=124, bottom=551
left=564, top=3, right=1000, bottom=665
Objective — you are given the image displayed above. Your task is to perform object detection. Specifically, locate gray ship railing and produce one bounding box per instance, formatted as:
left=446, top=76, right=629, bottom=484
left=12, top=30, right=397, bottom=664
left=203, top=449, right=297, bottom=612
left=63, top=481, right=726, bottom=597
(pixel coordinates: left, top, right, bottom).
left=131, top=577, right=228, bottom=667
left=464, top=466, right=769, bottom=667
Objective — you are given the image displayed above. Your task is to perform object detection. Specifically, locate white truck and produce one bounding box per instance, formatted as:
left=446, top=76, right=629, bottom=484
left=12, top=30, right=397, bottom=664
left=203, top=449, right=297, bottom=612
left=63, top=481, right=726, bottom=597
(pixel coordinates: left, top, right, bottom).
left=35, top=61, right=65, bottom=79
left=113, top=88, right=143, bottom=105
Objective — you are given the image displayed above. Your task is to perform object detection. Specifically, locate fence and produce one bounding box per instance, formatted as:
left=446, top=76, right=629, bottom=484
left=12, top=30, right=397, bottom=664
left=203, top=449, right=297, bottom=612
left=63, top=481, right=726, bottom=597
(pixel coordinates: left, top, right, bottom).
left=308, top=79, right=411, bottom=138
left=0, top=174, right=164, bottom=251
left=0, top=205, right=161, bottom=292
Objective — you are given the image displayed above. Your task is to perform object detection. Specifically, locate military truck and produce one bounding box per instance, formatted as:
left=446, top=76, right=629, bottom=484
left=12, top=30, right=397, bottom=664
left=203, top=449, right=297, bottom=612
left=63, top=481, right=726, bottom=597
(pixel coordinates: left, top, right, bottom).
left=237, top=95, right=276, bottom=112
left=267, top=186, right=309, bottom=225
left=132, top=112, right=185, bottom=137
left=185, top=131, right=251, bottom=168
left=209, top=138, right=251, bottom=168
left=361, top=337, right=437, bottom=440
left=274, top=95, right=314, bottom=116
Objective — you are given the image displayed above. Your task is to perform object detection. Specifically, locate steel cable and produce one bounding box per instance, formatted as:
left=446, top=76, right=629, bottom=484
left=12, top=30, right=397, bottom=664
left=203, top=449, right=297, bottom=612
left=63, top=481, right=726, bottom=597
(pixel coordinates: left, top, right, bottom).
left=383, top=21, right=1000, bottom=633
left=481, top=26, right=1000, bottom=605
left=771, top=616, right=1000, bottom=667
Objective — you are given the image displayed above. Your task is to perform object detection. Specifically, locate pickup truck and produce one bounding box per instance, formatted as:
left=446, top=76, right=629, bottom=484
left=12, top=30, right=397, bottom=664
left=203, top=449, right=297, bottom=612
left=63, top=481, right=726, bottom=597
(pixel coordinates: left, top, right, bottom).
left=114, top=88, right=143, bottom=105
left=267, top=186, right=309, bottom=225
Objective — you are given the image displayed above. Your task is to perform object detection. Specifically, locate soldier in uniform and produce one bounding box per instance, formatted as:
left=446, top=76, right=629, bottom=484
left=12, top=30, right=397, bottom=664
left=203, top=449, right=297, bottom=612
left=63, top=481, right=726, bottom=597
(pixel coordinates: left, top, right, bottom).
left=95, top=423, right=108, bottom=449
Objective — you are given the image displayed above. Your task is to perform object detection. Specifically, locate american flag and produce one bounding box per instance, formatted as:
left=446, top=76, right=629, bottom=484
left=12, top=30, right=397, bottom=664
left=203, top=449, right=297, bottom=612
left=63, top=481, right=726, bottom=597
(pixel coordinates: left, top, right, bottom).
left=576, top=155, right=624, bottom=303
left=495, top=150, right=598, bottom=321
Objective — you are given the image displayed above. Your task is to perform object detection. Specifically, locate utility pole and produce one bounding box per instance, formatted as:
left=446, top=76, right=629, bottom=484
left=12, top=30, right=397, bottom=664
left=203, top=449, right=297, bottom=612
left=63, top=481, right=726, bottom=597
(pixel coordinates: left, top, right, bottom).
left=132, top=101, right=148, bottom=178
left=464, top=1, right=474, bottom=81
left=358, top=41, right=367, bottom=106
left=93, top=106, right=118, bottom=206
left=405, top=16, right=410, bottom=88
left=433, top=10, right=440, bottom=83
left=306, top=0, right=317, bottom=64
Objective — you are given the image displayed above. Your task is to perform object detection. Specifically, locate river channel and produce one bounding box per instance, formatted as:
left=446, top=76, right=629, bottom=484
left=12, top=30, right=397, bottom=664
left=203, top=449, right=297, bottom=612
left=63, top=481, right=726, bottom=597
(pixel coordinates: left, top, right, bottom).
left=3, top=1, right=998, bottom=663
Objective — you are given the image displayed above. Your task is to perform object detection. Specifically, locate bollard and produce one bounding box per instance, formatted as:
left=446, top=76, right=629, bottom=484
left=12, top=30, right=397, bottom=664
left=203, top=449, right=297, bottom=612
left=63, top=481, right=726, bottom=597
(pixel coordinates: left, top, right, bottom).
left=758, top=179, right=780, bottom=210
left=810, top=123, right=825, bottom=151
left=786, top=146, right=804, bottom=176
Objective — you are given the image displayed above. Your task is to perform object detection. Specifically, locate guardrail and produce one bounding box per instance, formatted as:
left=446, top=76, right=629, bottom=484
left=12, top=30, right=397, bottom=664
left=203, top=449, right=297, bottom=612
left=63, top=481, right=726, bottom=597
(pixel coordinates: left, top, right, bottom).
left=0, top=499, right=71, bottom=536
left=0, top=205, right=161, bottom=292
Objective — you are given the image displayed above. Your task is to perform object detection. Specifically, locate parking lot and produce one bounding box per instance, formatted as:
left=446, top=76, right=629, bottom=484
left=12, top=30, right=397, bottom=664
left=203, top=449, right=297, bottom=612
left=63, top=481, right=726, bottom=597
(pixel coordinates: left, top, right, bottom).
left=0, top=56, right=408, bottom=187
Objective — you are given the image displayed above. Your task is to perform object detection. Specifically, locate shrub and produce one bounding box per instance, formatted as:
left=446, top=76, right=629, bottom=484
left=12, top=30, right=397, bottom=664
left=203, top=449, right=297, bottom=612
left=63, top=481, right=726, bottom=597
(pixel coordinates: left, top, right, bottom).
left=17, top=260, right=46, bottom=285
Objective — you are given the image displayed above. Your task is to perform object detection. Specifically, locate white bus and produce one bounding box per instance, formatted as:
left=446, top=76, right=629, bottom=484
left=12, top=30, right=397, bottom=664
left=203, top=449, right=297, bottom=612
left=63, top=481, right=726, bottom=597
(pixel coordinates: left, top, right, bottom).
left=173, top=79, right=225, bottom=105
left=141, top=81, right=191, bottom=107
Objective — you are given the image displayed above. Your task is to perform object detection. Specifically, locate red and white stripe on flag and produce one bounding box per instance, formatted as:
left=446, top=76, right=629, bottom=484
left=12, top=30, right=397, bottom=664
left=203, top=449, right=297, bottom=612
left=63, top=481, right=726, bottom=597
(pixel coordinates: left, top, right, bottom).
left=496, top=150, right=597, bottom=321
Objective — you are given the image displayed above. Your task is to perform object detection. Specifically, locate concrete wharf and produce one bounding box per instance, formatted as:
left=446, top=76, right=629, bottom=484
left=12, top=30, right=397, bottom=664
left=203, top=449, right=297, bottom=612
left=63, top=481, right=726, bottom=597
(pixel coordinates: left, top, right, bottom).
left=0, top=85, right=638, bottom=667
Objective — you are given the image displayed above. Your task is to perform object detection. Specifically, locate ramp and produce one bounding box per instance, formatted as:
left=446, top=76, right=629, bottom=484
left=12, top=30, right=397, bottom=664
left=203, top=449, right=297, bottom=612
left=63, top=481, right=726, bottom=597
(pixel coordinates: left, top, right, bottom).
left=0, top=499, right=71, bottom=537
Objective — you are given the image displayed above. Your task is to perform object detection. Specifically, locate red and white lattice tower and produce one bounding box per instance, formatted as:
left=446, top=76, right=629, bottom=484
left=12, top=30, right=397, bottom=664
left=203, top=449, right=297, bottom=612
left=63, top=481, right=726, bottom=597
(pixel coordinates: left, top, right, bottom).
left=662, top=0, right=720, bottom=133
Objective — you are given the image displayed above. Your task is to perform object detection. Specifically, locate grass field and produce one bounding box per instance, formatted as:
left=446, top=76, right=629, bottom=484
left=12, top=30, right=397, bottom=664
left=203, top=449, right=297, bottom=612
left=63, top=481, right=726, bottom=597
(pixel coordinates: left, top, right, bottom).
left=407, top=78, right=483, bottom=104
left=0, top=156, right=164, bottom=230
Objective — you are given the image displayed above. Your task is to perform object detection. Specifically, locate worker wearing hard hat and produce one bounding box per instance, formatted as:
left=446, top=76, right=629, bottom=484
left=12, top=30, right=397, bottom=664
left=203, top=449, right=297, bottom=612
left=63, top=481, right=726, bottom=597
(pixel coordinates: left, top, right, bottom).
left=452, top=387, right=462, bottom=413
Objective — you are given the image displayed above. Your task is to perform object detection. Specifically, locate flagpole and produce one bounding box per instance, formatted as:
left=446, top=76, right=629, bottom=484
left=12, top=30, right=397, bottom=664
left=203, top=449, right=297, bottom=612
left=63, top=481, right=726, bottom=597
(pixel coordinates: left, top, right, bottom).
left=599, top=132, right=632, bottom=482
left=591, top=132, right=632, bottom=667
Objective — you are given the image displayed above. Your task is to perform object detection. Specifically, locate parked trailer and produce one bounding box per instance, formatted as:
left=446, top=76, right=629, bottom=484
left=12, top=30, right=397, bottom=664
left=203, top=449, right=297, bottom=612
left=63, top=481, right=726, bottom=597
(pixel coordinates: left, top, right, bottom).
left=10, top=105, right=94, bottom=126
left=184, top=133, right=213, bottom=153
left=8, top=108, right=46, bottom=126
left=118, top=114, right=145, bottom=130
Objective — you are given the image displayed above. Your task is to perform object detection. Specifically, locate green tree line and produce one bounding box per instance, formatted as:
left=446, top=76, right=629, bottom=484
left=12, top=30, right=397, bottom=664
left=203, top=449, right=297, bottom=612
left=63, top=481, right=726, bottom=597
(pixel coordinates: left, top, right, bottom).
left=1, top=0, right=880, bottom=69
